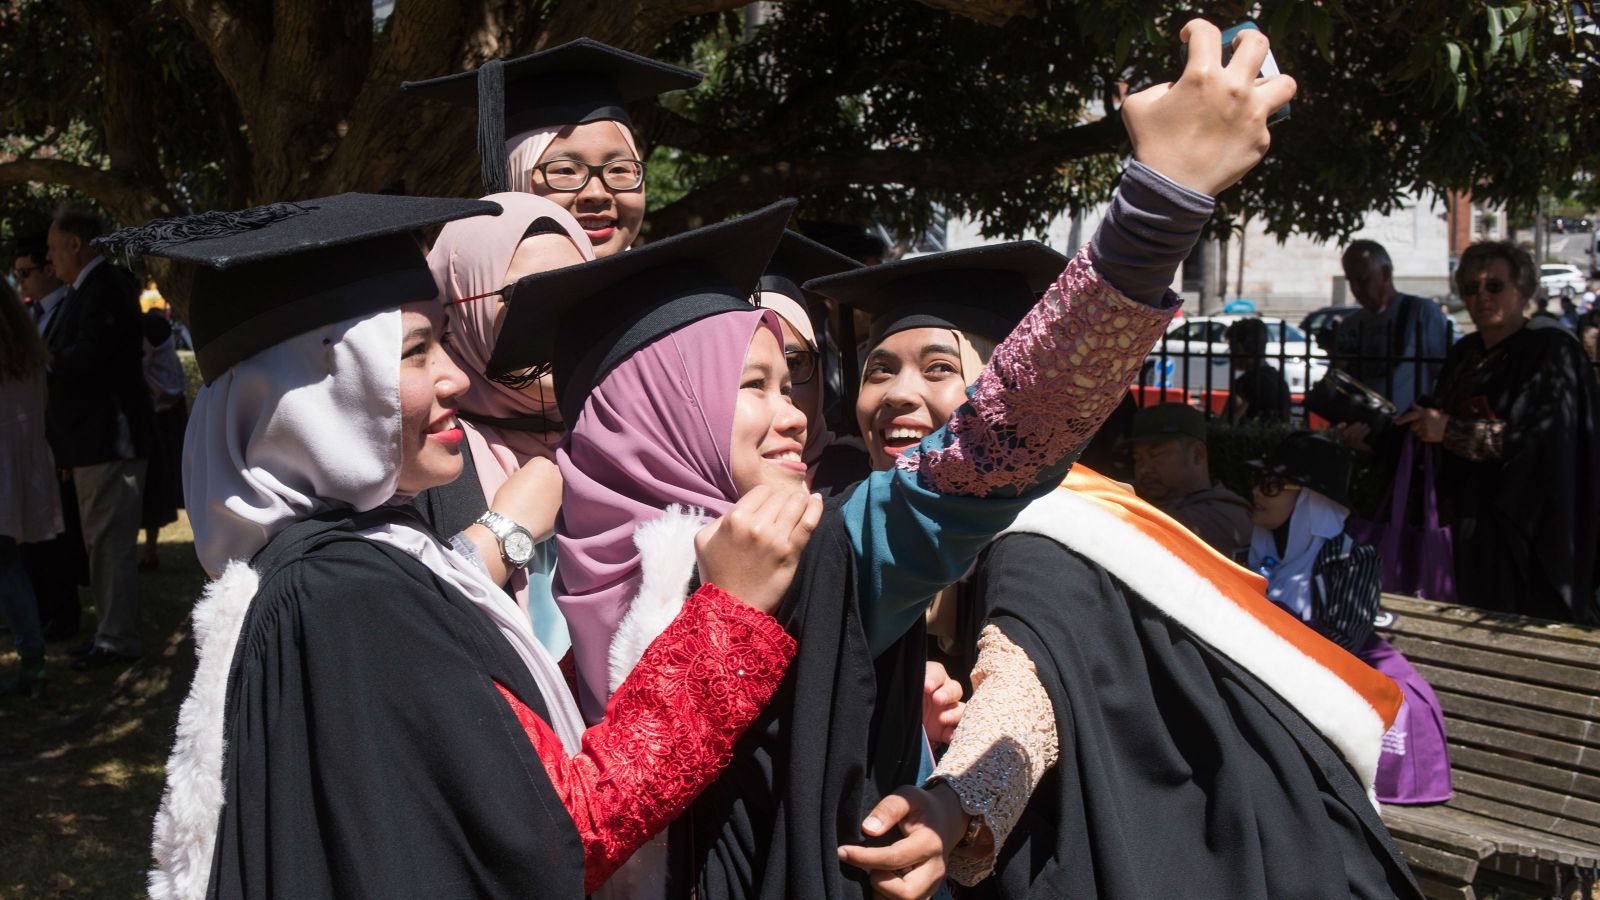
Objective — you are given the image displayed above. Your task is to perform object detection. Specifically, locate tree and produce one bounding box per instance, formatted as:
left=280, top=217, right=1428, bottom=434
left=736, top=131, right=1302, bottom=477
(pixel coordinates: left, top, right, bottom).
left=2, top=0, right=1592, bottom=316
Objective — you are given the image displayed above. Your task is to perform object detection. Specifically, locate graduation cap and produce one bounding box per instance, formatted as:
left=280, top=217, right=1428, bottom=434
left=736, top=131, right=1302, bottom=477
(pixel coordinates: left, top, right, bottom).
left=804, top=240, right=1068, bottom=348
left=94, top=193, right=500, bottom=383
left=488, top=199, right=796, bottom=422
left=401, top=38, right=703, bottom=194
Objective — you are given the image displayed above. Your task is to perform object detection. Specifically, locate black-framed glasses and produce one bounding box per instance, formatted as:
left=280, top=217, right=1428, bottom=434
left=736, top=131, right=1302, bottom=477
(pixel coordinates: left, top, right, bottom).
left=785, top=348, right=820, bottom=386
left=532, top=158, right=646, bottom=193
left=11, top=264, right=41, bottom=279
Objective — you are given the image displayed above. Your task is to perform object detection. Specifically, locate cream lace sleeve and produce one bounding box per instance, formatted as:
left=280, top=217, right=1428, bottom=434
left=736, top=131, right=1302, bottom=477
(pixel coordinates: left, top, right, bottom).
left=927, top=623, right=1059, bottom=886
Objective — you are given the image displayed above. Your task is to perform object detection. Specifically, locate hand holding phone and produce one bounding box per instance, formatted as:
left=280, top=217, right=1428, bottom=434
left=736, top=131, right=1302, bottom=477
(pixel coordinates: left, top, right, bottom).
left=1121, top=19, right=1298, bottom=197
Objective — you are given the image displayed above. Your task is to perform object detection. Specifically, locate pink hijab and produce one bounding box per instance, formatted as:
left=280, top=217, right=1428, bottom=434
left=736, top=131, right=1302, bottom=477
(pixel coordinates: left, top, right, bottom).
left=555, top=308, right=783, bottom=720
left=428, top=192, right=593, bottom=497
left=505, top=123, right=641, bottom=194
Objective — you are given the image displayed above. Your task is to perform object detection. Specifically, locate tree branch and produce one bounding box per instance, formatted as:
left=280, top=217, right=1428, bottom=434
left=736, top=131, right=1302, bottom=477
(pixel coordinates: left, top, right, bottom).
left=536, top=0, right=750, bottom=50
left=910, top=0, right=1038, bottom=27
left=645, top=114, right=1125, bottom=236
left=0, top=158, right=145, bottom=211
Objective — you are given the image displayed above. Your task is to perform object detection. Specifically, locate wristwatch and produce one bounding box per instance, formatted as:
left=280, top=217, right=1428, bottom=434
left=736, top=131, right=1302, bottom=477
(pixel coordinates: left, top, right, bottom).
left=475, top=510, right=536, bottom=569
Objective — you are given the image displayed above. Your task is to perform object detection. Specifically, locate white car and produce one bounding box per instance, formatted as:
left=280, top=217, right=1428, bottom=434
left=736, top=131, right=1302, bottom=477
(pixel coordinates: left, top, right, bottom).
left=1539, top=264, right=1587, bottom=295
left=1142, top=315, right=1329, bottom=395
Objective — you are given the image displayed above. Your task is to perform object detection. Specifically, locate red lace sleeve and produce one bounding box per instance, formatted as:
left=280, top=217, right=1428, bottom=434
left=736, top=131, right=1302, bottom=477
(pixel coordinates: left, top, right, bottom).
left=495, top=583, right=795, bottom=893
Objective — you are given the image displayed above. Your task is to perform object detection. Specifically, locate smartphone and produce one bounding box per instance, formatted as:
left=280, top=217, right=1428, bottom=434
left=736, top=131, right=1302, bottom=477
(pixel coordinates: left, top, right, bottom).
left=1183, top=21, right=1291, bottom=125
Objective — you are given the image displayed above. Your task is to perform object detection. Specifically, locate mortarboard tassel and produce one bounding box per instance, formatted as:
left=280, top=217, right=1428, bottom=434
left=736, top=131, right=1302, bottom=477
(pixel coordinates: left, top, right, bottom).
left=478, top=58, right=509, bottom=195
left=94, top=202, right=311, bottom=259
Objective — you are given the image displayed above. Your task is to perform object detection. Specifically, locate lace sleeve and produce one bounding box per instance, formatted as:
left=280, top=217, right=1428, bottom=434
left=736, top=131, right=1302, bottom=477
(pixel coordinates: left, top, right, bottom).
left=899, top=248, right=1176, bottom=496
left=1442, top=415, right=1505, bottom=462
left=496, top=583, right=795, bottom=893
left=928, top=624, right=1059, bottom=886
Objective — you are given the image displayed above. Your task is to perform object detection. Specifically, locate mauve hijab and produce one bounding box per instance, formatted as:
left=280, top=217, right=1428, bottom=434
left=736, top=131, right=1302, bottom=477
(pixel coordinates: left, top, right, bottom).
left=555, top=308, right=784, bottom=721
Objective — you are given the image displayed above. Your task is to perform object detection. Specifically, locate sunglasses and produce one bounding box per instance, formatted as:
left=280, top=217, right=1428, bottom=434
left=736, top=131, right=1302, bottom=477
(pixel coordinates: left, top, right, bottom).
left=1253, top=471, right=1302, bottom=498
left=1460, top=278, right=1509, bottom=298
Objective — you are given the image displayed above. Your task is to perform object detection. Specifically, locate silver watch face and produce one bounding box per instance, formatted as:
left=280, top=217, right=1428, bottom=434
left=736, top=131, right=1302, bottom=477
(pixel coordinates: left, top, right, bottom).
left=503, top=529, right=536, bottom=566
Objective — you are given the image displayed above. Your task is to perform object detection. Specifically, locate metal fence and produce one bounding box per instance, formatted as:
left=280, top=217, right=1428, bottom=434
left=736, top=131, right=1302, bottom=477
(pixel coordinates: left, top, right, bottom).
left=1130, top=316, right=1459, bottom=425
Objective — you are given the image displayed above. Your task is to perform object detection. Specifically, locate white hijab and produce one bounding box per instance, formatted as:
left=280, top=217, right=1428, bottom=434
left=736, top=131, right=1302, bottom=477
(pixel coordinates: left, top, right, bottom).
left=182, top=309, right=584, bottom=751
left=1247, top=487, right=1350, bottom=621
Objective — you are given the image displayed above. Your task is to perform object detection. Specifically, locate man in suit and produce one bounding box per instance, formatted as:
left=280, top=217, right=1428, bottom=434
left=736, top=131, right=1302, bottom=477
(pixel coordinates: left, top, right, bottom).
left=11, top=237, right=89, bottom=640
left=44, top=208, right=153, bottom=668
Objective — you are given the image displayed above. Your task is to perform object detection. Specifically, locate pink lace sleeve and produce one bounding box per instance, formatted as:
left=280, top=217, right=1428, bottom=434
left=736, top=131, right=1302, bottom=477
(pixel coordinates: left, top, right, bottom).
left=897, top=247, right=1176, bottom=496
left=497, top=583, right=795, bottom=893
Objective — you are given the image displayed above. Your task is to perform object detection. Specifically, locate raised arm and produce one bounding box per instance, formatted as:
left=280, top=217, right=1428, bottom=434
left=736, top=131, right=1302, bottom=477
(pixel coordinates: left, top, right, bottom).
left=846, top=20, right=1298, bottom=658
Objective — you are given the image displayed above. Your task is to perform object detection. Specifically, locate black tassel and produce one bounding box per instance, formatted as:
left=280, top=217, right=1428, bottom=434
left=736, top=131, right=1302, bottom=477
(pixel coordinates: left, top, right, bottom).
left=93, top=202, right=311, bottom=257
left=478, top=58, right=509, bottom=194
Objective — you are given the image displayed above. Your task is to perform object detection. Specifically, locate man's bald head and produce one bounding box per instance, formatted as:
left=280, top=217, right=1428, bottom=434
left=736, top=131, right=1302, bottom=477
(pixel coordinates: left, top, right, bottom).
left=1342, top=239, right=1395, bottom=313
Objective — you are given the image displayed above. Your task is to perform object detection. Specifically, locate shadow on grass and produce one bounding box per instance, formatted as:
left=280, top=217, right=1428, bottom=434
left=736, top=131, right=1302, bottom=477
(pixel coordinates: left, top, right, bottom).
left=0, top=515, right=203, bottom=899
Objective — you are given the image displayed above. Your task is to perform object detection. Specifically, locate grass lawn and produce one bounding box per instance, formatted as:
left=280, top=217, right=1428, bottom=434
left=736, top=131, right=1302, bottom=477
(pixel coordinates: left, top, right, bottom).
left=0, top=514, right=202, bottom=899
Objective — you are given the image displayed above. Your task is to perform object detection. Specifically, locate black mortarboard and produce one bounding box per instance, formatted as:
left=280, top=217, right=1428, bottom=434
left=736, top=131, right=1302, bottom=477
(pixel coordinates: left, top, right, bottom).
left=488, top=199, right=796, bottom=422
left=94, top=193, right=499, bottom=383
left=1248, top=431, right=1355, bottom=509
left=805, top=241, right=1067, bottom=347
left=401, top=38, right=703, bottom=195
left=759, top=230, right=863, bottom=317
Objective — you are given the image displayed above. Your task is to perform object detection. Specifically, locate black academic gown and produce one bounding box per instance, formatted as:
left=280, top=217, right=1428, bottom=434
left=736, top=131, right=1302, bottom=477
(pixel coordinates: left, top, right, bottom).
left=1432, top=326, right=1600, bottom=624
left=670, top=490, right=926, bottom=900
left=207, top=509, right=585, bottom=899
left=965, top=533, right=1421, bottom=900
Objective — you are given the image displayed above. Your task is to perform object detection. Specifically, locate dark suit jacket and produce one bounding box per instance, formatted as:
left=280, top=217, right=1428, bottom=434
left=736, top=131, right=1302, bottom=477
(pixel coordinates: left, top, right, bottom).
left=43, top=258, right=153, bottom=468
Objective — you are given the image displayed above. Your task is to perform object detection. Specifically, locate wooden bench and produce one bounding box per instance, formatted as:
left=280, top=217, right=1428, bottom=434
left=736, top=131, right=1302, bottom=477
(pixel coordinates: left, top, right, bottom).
left=1375, top=594, right=1600, bottom=900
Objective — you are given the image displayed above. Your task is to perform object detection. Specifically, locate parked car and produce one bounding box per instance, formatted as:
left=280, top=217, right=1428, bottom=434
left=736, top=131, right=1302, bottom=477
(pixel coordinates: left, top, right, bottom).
left=1300, top=305, right=1360, bottom=353
left=1143, top=315, right=1329, bottom=395
left=1540, top=264, right=1588, bottom=295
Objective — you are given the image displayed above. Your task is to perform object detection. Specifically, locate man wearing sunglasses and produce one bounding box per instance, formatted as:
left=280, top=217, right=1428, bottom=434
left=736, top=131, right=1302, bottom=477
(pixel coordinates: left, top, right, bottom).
left=1128, top=403, right=1253, bottom=560
left=11, top=238, right=67, bottom=334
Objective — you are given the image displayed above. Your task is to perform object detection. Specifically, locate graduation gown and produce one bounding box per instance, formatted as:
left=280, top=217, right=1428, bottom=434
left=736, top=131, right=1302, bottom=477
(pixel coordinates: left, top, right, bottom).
left=1432, top=326, right=1600, bottom=624
left=669, top=492, right=927, bottom=900
left=159, top=510, right=586, bottom=899
left=967, top=532, right=1420, bottom=899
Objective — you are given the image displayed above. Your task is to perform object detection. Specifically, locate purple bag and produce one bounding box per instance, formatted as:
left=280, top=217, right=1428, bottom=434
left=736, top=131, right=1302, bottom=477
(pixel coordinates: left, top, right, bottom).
left=1360, top=635, right=1454, bottom=805
left=1351, top=434, right=1456, bottom=603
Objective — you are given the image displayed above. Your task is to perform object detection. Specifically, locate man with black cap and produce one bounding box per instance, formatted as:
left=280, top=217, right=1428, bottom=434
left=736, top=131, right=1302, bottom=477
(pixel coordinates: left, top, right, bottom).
left=1129, top=402, right=1253, bottom=559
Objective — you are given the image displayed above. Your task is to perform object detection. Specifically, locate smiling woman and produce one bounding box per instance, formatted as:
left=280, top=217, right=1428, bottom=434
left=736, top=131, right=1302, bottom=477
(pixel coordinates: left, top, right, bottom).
left=98, top=194, right=805, bottom=900
left=403, top=38, right=702, bottom=258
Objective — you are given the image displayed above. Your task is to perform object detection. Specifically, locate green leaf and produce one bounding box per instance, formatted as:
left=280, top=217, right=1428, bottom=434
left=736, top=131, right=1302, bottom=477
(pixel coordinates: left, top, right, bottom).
left=1446, top=40, right=1461, bottom=73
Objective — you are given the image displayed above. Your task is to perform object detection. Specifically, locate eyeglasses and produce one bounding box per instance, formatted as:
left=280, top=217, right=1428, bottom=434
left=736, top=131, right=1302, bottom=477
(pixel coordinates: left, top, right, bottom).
left=11, top=264, right=41, bottom=279
left=1460, top=278, right=1509, bottom=298
left=1253, top=471, right=1301, bottom=498
left=532, top=158, right=646, bottom=193
left=785, top=348, right=820, bottom=386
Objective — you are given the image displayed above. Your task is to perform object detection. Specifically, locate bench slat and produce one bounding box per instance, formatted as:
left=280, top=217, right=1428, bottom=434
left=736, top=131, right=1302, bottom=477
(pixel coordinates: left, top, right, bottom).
left=1448, top=787, right=1600, bottom=849
left=1453, top=770, right=1600, bottom=832
left=1379, top=607, right=1600, bottom=668
left=1382, top=595, right=1600, bottom=649
left=1432, top=690, right=1600, bottom=749
left=1381, top=809, right=1497, bottom=860
left=1384, top=804, right=1600, bottom=867
left=1411, top=664, right=1600, bottom=720
left=1412, top=873, right=1476, bottom=900
left=1448, top=746, right=1600, bottom=805
left=1448, top=720, right=1600, bottom=776
left=1385, top=636, right=1600, bottom=694
left=1391, top=836, right=1480, bottom=883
